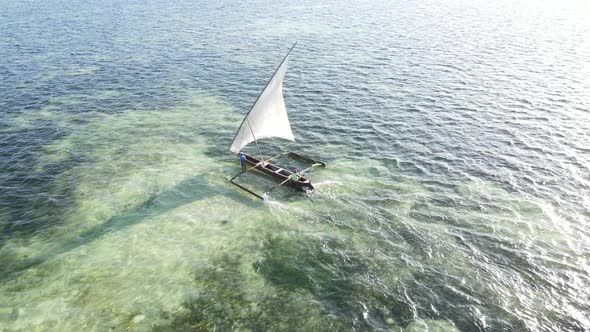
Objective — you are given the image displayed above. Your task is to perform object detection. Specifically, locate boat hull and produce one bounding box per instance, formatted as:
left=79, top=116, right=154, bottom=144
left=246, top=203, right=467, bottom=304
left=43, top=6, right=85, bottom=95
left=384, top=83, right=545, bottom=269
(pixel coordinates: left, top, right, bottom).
left=244, top=154, right=314, bottom=190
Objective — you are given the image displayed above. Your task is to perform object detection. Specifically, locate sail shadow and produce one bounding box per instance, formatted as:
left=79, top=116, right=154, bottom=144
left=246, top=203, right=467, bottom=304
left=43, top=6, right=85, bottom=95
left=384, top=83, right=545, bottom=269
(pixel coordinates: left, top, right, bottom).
left=1, top=175, right=259, bottom=282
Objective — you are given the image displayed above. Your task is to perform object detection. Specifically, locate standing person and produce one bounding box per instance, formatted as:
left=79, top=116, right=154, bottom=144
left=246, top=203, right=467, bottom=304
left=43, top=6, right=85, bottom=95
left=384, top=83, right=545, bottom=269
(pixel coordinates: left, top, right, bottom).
left=239, top=152, right=247, bottom=171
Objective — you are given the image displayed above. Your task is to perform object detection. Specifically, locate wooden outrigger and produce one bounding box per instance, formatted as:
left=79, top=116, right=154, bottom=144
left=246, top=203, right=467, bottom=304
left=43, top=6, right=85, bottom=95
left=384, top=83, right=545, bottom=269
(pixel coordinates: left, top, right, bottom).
left=227, top=43, right=326, bottom=199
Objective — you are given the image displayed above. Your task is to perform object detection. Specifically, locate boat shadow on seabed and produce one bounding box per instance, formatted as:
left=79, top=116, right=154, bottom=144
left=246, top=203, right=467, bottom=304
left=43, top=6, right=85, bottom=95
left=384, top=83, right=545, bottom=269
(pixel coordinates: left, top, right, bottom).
left=0, top=175, right=258, bottom=282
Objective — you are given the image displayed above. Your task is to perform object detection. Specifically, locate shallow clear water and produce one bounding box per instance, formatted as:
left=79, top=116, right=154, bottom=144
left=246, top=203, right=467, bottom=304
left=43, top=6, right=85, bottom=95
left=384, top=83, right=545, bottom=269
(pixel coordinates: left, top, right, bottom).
left=1, top=0, right=589, bottom=331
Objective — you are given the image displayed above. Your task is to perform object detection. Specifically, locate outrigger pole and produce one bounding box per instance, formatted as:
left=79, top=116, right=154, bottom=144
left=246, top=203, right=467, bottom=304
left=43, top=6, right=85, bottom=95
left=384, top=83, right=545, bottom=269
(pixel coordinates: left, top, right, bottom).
left=264, top=163, right=323, bottom=195
left=228, top=179, right=264, bottom=200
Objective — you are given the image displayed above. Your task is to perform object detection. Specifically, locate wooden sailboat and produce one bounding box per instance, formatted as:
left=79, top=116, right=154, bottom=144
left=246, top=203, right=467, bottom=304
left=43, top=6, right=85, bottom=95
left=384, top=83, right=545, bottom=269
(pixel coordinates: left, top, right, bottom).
left=228, top=43, right=325, bottom=199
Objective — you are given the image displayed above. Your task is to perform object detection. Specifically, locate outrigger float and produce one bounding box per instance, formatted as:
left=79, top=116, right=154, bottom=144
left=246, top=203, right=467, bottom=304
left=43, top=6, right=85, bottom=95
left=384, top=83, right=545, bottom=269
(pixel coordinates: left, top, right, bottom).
left=228, top=43, right=326, bottom=199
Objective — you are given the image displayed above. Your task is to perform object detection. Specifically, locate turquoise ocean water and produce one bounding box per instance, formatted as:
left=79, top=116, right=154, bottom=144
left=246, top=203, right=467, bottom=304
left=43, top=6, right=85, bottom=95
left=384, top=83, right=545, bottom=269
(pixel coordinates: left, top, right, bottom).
left=1, top=0, right=589, bottom=330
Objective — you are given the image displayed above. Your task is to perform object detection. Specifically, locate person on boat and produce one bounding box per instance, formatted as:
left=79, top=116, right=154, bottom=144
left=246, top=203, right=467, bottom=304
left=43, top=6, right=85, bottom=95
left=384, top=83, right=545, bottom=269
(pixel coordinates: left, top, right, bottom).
left=290, top=168, right=300, bottom=184
left=239, top=152, right=247, bottom=171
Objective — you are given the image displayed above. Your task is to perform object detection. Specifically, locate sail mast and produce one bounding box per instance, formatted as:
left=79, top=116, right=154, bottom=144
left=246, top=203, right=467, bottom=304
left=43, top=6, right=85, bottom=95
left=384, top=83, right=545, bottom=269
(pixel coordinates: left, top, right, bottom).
left=246, top=117, right=265, bottom=162
left=230, top=42, right=297, bottom=155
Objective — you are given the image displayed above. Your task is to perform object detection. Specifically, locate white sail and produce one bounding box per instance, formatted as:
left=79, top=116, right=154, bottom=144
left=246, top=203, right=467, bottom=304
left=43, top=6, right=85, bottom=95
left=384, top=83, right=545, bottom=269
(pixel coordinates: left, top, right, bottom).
left=230, top=52, right=295, bottom=154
